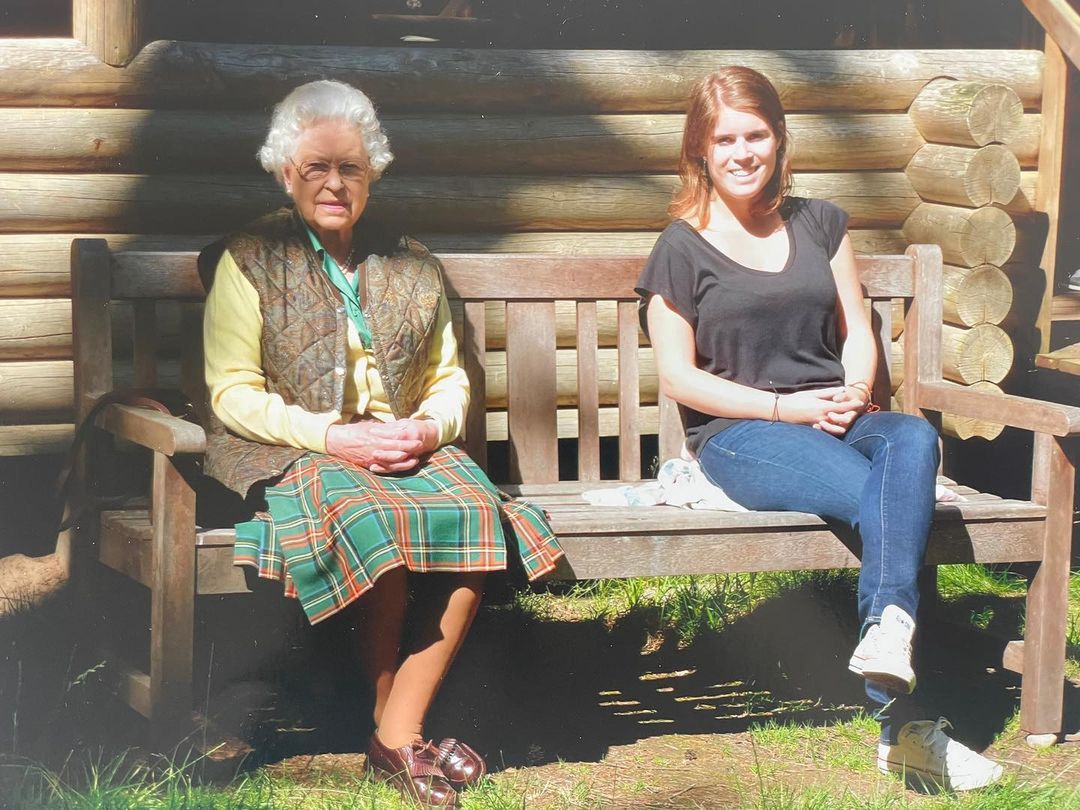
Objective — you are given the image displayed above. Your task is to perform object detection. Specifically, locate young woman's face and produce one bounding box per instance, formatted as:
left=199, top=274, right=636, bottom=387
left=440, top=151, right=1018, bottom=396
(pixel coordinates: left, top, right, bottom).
left=703, top=104, right=779, bottom=207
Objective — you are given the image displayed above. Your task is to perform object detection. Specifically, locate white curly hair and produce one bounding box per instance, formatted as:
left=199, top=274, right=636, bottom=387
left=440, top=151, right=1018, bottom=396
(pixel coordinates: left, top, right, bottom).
left=257, top=80, right=393, bottom=183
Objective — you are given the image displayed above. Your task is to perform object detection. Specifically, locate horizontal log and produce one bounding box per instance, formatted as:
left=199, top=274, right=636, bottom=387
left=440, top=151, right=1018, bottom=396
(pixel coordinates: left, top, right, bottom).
left=0, top=423, right=73, bottom=455
left=484, top=347, right=656, bottom=408
left=0, top=173, right=920, bottom=234
left=942, top=264, right=1014, bottom=327
left=892, top=324, right=1013, bottom=389
left=423, top=229, right=913, bottom=257
left=451, top=300, right=645, bottom=349
left=0, top=109, right=927, bottom=174
left=902, top=203, right=1016, bottom=267
left=0, top=230, right=912, bottom=296
left=940, top=381, right=1005, bottom=441
left=0, top=300, right=72, bottom=360
left=0, top=233, right=213, bottom=296
left=0, top=41, right=1044, bottom=111
left=486, top=405, right=658, bottom=442
left=908, top=79, right=1025, bottom=147
left=1013, top=114, right=1041, bottom=168
left=0, top=360, right=72, bottom=423
left=905, top=144, right=1021, bottom=207
left=942, top=322, right=1014, bottom=385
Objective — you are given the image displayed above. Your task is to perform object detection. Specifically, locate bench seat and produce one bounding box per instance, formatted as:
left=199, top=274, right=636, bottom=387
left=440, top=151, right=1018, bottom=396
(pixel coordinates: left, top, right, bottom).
left=98, top=477, right=1047, bottom=595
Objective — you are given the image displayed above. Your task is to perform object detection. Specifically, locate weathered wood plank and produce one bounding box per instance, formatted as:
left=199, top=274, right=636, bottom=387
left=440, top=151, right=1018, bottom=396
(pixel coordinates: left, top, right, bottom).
left=575, top=301, right=601, bottom=481
left=0, top=41, right=1043, bottom=111
left=505, top=302, right=558, bottom=483
left=149, top=451, right=196, bottom=723
left=461, top=300, right=488, bottom=468
left=107, top=252, right=914, bottom=301
left=617, top=301, right=641, bottom=481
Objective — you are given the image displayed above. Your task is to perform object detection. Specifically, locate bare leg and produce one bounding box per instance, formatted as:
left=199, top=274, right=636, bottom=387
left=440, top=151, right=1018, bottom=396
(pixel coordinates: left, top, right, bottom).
left=376, top=572, right=486, bottom=748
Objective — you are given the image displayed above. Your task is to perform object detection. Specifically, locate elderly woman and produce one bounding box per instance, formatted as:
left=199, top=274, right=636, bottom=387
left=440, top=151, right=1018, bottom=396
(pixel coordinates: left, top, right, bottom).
left=201, top=80, right=563, bottom=808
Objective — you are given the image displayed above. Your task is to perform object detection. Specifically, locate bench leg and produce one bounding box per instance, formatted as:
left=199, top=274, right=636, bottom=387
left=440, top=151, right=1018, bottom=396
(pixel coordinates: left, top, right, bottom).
left=1020, top=435, right=1075, bottom=741
left=149, top=451, right=197, bottom=738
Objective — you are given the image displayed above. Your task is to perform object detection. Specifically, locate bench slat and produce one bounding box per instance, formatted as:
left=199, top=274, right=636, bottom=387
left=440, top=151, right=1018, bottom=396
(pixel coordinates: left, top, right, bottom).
left=462, top=300, right=488, bottom=468
left=617, top=301, right=641, bottom=481
left=132, top=301, right=158, bottom=388
left=179, top=304, right=207, bottom=424
left=575, top=301, right=601, bottom=481
left=109, top=252, right=917, bottom=302
left=871, top=299, right=893, bottom=409
left=506, top=301, right=559, bottom=483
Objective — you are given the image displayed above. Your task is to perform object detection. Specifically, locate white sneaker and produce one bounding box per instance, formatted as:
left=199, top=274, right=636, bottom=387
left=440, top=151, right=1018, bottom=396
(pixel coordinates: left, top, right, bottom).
left=878, top=717, right=1004, bottom=792
left=848, top=605, right=916, bottom=694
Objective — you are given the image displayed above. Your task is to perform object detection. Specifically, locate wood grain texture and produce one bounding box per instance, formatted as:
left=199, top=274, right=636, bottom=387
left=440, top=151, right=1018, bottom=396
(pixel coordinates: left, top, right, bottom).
left=1019, top=434, right=1075, bottom=734
left=505, top=302, right=558, bottom=483
left=1022, top=0, right=1080, bottom=71
left=617, top=301, right=641, bottom=481
left=72, top=0, right=144, bottom=67
left=940, top=381, right=1006, bottom=441
left=149, top=451, right=196, bottom=724
left=909, top=79, right=1025, bottom=147
left=902, top=203, right=1016, bottom=267
left=70, top=239, right=113, bottom=421
left=461, top=300, right=488, bottom=468
left=942, top=264, right=1014, bottom=327
left=0, top=230, right=909, bottom=296
left=919, top=380, right=1080, bottom=436
left=906, top=144, right=1022, bottom=207
left=575, top=301, right=601, bottom=481
left=0, top=41, right=1044, bottom=111
left=0, top=110, right=927, bottom=173
left=0, top=173, right=919, bottom=234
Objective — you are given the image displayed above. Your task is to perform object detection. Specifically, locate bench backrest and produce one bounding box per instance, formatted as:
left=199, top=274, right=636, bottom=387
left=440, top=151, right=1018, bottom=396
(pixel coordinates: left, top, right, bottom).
left=72, top=240, right=937, bottom=485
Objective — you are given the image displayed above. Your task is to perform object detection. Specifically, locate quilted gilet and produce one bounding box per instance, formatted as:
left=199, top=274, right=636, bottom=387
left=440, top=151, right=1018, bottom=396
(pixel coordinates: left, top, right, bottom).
left=202, top=208, right=444, bottom=497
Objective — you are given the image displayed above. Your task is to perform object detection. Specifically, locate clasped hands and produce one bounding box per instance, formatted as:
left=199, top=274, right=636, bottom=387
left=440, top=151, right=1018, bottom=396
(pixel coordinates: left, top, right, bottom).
left=778, top=385, right=872, bottom=436
left=325, top=417, right=440, bottom=473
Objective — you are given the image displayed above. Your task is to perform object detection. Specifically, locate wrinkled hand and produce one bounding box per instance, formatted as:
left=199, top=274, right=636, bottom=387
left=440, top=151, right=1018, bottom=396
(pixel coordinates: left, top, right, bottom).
left=325, top=418, right=439, bottom=473
left=778, top=387, right=863, bottom=435
left=813, top=386, right=871, bottom=436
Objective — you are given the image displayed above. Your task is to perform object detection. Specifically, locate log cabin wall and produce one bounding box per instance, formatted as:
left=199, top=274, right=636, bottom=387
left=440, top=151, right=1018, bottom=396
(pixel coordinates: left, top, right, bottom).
left=0, top=9, right=1056, bottom=455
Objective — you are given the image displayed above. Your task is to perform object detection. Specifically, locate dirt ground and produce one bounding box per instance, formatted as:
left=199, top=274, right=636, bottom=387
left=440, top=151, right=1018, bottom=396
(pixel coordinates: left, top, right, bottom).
left=235, top=584, right=1080, bottom=808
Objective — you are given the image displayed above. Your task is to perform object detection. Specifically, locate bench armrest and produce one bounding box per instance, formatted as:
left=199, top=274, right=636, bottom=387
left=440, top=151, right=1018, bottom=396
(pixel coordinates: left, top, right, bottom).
left=918, top=381, right=1080, bottom=437
left=95, top=403, right=207, bottom=455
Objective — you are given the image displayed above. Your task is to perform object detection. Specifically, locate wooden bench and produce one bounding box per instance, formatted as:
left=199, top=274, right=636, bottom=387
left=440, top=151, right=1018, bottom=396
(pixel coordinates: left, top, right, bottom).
left=71, top=239, right=1079, bottom=744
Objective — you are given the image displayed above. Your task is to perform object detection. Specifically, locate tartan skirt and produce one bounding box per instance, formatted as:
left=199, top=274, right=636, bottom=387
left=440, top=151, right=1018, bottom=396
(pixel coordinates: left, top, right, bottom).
left=233, top=445, right=564, bottom=624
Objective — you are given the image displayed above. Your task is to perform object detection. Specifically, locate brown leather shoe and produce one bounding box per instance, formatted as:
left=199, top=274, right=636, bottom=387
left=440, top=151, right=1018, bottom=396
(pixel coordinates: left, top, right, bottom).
left=366, top=734, right=458, bottom=808
left=435, top=738, right=486, bottom=788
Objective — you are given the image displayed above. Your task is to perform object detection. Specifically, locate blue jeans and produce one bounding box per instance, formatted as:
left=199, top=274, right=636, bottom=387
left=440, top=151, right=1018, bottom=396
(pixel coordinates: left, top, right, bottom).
left=698, top=411, right=940, bottom=725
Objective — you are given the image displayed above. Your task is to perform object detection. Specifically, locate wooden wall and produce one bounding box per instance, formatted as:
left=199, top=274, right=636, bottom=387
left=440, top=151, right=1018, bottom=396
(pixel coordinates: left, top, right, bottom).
left=0, top=39, right=1048, bottom=453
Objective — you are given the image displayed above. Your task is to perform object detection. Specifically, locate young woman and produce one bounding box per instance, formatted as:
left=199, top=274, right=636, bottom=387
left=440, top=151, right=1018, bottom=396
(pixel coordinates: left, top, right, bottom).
left=636, top=67, right=1002, bottom=792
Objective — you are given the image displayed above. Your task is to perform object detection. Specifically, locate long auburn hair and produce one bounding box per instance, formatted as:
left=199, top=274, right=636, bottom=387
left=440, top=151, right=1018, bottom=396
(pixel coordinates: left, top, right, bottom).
left=669, top=66, right=793, bottom=229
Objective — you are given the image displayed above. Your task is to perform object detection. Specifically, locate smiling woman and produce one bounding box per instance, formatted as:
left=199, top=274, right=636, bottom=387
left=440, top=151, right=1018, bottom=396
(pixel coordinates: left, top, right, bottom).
left=635, top=66, right=1005, bottom=794
left=198, top=80, right=564, bottom=809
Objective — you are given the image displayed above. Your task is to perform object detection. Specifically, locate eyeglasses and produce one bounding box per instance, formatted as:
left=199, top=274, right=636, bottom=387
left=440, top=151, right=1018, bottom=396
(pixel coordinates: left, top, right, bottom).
left=289, top=157, right=370, bottom=183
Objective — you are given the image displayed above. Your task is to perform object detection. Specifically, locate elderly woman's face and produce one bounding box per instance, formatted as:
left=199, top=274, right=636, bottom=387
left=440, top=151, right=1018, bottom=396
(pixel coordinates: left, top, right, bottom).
left=282, top=119, right=370, bottom=238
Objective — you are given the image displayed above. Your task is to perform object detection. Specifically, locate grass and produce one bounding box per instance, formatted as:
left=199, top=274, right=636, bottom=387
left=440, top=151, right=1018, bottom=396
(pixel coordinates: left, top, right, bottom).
left=515, top=569, right=856, bottom=645
left=4, top=564, right=1079, bottom=808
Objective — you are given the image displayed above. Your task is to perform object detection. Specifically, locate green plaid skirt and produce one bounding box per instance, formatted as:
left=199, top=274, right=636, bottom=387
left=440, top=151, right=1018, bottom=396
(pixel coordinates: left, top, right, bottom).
left=233, top=445, right=563, bottom=624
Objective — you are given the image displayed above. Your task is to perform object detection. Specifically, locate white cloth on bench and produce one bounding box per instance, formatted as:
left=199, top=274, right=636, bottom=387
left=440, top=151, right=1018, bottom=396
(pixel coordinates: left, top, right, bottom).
left=581, top=458, right=965, bottom=511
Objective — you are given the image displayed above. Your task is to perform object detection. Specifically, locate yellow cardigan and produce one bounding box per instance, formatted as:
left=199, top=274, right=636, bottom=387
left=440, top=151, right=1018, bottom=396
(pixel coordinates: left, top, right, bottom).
left=203, top=249, right=469, bottom=454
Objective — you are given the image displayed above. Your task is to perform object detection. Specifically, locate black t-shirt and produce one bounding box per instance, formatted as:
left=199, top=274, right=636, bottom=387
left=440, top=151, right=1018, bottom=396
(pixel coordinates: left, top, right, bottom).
left=635, top=197, right=850, bottom=455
